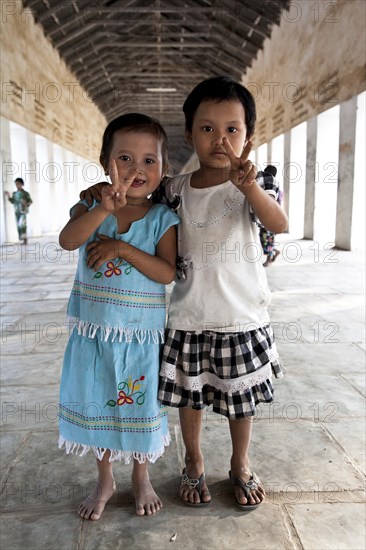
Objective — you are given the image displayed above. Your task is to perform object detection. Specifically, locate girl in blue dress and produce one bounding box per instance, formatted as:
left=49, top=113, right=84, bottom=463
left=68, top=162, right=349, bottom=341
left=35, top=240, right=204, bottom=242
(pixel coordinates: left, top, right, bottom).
left=58, top=113, right=180, bottom=519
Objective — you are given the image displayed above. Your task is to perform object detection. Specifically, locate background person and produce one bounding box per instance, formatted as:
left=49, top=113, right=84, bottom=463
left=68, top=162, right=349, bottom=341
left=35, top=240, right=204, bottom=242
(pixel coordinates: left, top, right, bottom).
left=4, top=177, right=32, bottom=244
left=259, top=165, right=283, bottom=266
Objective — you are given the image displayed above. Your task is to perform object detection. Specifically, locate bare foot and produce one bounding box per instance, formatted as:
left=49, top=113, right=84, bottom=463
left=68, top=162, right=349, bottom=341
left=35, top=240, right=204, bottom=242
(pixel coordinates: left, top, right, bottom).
left=132, top=462, right=162, bottom=516
left=180, top=457, right=211, bottom=505
left=78, top=481, right=116, bottom=520
left=230, top=466, right=265, bottom=506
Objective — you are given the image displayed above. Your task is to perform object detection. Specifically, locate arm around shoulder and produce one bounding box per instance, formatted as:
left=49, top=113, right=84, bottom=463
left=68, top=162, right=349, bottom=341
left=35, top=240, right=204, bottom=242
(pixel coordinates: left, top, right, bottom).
left=79, top=181, right=109, bottom=206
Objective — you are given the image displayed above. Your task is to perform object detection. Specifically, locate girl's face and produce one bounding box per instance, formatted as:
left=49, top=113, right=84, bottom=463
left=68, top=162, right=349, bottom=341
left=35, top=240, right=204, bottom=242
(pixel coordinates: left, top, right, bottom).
left=108, top=130, right=165, bottom=200
left=187, top=100, right=248, bottom=171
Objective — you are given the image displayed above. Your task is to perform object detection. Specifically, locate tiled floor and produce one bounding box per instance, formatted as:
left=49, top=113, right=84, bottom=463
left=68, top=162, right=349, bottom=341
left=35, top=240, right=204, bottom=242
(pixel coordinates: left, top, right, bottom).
left=1, top=235, right=365, bottom=550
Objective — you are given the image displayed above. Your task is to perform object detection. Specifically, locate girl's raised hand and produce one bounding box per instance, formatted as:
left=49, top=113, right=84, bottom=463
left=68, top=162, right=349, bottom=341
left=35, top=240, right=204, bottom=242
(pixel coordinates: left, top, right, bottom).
left=223, top=138, right=257, bottom=190
left=100, top=159, right=138, bottom=211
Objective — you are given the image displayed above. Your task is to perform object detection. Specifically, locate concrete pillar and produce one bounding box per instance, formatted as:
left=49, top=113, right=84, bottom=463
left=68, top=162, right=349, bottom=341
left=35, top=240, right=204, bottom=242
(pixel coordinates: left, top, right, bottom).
left=303, top=116, right=318, bottom=239
left=283, top=130, right=291, bottom=225
left=55, top=146, right=68, bottom=230
left=47, top=139, right=58, bottom=233
left=26, top=129, right=41, bottom=237
left=335, top=96, right=357, bottom=250
left=254, top=147, right=258, bottom=171
left=267, top=140, right=272, bottom=165
left=1, top=118, right=17, bottom=242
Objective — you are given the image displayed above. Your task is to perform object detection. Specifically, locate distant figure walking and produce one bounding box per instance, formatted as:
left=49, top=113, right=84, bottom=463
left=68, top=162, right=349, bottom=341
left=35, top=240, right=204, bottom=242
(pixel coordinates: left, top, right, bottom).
left=4, top=177, right=32, bottom=244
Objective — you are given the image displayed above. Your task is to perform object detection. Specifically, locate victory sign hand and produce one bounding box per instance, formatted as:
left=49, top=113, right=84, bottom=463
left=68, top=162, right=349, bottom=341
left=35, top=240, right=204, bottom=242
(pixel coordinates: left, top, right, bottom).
left=223, top=138, right=257, bottom=190
left=100, top=159, right=138, bottom=212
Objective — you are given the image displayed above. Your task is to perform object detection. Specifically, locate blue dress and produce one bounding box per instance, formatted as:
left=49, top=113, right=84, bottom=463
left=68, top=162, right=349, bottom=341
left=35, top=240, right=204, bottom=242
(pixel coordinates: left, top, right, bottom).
left=59, top=202, right=180, bottom=463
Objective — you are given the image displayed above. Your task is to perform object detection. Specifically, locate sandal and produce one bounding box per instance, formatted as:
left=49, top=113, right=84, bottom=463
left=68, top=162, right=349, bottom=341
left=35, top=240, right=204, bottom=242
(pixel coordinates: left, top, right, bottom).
left=229, top=470, right=263, bottom=511
left=180, top=468, right=210, bottom=507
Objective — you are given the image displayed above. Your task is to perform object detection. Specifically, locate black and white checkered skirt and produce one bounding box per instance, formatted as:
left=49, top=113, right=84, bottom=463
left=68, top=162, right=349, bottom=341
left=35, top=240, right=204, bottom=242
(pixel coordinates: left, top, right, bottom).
left=158, top=325, right=283, bottom=419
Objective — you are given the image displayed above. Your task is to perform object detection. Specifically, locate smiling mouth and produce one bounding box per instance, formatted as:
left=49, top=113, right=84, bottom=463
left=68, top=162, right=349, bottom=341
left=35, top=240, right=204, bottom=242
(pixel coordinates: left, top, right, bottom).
left=131, top=179, right=145, bottom=187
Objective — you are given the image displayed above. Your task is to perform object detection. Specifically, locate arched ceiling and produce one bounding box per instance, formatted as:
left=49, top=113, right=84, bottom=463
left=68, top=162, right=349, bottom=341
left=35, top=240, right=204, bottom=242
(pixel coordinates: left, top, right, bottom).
left=22, top=0, right=290, bottom=171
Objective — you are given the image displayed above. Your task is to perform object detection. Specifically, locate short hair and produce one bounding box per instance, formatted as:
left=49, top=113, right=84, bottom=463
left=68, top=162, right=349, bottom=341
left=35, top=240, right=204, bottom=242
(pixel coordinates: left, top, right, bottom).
left=183, top=76, right=256, bottom=138
left=15, top=177, right=24, bottom=185
left=100, top=113, right=168, bottom=173
left=264, top=165, right=277, bottom=177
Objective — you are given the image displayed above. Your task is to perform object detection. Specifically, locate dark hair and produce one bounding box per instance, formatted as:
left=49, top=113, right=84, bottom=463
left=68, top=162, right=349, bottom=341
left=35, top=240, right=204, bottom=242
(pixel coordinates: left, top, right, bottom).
left=183, top=76, right=256, bottom=138
left=264, top=165, right=277, bottom=177
left=15, top=177, right=24, bottom=185
left=100, top=113, right=168, bottom=173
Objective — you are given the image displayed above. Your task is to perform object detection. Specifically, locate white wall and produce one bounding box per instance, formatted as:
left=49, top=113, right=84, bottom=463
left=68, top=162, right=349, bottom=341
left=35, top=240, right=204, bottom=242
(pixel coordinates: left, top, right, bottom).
left=1, top=117, right=104, bottom=243
left=253, top=92, right=365, bottom=250
left=351, top=92, right=366, bottom=250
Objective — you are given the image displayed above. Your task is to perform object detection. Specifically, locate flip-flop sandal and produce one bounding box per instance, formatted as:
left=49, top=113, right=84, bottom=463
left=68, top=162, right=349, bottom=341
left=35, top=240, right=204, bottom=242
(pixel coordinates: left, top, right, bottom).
left=180, top=468, right=211, bottom=507
left=229, top=470, right=262, bottom=511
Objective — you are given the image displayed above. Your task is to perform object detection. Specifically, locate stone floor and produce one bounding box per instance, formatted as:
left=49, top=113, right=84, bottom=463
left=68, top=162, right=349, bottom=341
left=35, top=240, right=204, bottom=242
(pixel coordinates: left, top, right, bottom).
left=0, top=234, right=365, bottom=550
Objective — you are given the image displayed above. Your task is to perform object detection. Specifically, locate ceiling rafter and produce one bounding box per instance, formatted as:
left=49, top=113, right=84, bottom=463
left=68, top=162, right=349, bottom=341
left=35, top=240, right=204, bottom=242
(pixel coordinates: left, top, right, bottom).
left=22, top=0, right=290, bottom=170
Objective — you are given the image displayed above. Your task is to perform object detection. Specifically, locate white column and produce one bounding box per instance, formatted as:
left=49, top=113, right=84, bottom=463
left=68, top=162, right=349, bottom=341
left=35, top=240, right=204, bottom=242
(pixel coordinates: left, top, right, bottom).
left=303, top=116, right=318, bottom=239
left=54, top=145, right=68, bottom=231
left=26, top=129, right=41, bottom=237
left=351, top=92, right=366, bottom=249
left=283, top=130, right=291, bottom=226
left=267, top=140, right=272, bottom=165
left=1, top=118, right=17, bottom=242
left=335, top=96, right=357, bottom=250
left=46, top=139, right=57, bottom=233
left=36, top=134, right=50, bottom=234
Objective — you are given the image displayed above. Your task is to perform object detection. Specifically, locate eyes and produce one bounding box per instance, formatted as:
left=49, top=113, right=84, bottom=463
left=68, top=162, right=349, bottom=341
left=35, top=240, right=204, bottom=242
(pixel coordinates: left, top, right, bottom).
left=202, top=126, right=238, bottom=134
left=119, top=155, right=155, bottom=164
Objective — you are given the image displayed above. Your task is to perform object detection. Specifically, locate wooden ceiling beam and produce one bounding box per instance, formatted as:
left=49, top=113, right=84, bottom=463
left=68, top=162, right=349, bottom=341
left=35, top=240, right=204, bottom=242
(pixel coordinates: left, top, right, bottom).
left=20, top=0, right=290, bottom=171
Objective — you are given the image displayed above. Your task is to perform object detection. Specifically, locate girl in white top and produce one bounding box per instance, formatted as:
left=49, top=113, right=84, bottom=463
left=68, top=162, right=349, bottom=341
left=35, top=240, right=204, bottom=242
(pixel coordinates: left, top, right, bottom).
left=157, top=76, right=288, bottom=511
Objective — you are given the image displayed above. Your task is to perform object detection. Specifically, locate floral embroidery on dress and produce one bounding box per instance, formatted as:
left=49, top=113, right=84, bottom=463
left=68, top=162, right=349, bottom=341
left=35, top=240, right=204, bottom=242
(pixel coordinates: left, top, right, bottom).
left=93, top=259, right=133, bottom=280
left=105, top=376, right=146, bottom=407
left=104, top=261, right=122, bottom=278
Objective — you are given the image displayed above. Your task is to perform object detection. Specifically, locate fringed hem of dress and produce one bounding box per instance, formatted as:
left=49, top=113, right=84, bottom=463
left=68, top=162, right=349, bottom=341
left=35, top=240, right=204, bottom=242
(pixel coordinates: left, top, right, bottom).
left=58, top=435, right=171, bottom=464
left=67, top=317, right=165, bottom=344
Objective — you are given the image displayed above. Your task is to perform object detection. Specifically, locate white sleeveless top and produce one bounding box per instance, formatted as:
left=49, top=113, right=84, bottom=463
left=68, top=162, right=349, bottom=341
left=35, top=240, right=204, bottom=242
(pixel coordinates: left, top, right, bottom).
left=165, top=173, right=275, bottom=332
